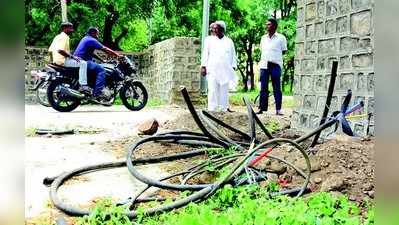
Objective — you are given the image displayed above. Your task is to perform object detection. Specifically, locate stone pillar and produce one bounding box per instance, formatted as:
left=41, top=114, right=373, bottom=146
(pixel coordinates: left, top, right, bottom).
left=292, top=0, right=374, bottom=136
left=135, top=37, right=202, bottom=104
left=24, top=47, right=51, bottom=104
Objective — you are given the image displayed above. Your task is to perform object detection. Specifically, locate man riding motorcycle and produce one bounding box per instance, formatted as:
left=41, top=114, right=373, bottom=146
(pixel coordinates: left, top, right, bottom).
left=73, top=27, right=122, bottom=104
left=48, top=22, right=90, bottom=94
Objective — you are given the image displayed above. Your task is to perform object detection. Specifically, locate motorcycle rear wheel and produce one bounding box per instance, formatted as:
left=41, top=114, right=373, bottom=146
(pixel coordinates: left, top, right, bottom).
left=36, top=81, right=51, bottom=107
left=47, top=79, right=81, bottom=112
left=120, top=81, right=148, bottom=111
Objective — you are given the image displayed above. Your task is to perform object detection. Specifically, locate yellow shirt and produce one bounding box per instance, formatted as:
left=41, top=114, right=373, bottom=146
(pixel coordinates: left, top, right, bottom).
left=48, top=32, right=70, bottom=65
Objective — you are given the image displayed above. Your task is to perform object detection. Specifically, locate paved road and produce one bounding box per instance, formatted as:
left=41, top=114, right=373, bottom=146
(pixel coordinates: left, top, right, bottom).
left=25, top=105, right=184, bottom=218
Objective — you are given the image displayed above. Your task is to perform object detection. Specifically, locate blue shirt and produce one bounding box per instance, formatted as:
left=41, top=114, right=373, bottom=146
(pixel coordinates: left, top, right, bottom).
left=73, top=35, right=104, bottom=61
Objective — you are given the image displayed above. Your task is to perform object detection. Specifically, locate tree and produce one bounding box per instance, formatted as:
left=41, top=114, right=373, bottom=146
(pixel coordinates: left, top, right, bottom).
left=25, top=0, right=157, bottom=50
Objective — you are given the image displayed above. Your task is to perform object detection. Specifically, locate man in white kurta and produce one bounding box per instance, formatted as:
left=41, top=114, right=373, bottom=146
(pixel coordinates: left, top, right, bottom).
left=201, top=21, right=237, bottom=112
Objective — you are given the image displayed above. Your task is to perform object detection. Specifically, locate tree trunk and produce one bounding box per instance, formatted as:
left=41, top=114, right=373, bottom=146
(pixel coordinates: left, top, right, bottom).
left=238, top=66, right=248, bottom=91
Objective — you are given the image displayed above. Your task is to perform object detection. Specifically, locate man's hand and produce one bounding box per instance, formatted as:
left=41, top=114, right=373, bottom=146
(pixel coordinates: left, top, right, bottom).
left=201, top=67, right=207, bottom=76
left=72, top=56, right=81, bottom=63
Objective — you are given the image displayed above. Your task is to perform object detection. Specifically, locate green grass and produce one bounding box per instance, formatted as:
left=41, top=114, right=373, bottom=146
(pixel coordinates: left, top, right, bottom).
left=229, top=89, right=259, bottom=106
left=25, top=127, right=37, bottom=137
left=77, top=186, right=374, bottom=225
left=114, top=96, right=164, bottom=108
left=229, top=89, right=296, bottom=108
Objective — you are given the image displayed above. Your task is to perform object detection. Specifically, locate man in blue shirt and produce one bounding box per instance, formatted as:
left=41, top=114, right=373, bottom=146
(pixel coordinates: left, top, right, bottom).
left=74, top=27, right=122, bottom=102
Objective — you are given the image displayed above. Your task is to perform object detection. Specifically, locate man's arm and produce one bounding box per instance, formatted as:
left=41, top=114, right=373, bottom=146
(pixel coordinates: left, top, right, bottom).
left=102, top=46, right=123, bottom=58
left=200, top=37, right=210, bottom=76
left=57, top=50, right=80, bottom=62
left=231, top=40, right=237, bottom=69
left=282, top=36, right=288, bottom=55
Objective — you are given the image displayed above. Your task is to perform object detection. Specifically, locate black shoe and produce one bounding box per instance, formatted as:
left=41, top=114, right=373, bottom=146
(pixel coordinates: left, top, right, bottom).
left=78, top=85, right=93, bottom=96
left=276, top=110, right=284, bottom=116
left=255, top=110, right=264, bottom=115
left=92, top=94, right=112, bottom=106
left=227, top=108, right=234, bottom=113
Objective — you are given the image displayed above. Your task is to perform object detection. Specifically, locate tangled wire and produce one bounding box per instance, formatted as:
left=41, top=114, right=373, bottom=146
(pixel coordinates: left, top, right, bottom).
left=44, top=87, right=363, bottom=219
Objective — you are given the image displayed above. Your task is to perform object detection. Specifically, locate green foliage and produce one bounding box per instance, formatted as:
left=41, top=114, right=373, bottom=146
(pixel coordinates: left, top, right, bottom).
left=205, top=146, right=236, bottom=157
left=138, top=188, right=372, bottom=225
left=25, top=0, right=157, bottom=50
left=78, top=187, right=374, bottom=225
left=77, top=198, right=130, bottom=225
left=265, top=119, right=281, bottom=133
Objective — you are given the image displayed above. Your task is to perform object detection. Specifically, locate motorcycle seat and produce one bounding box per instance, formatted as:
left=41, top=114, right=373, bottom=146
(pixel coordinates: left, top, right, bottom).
left=47, top=63, right=79, bottom=73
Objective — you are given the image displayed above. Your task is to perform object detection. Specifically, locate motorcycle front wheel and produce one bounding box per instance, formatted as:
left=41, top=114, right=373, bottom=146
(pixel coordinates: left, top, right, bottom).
left=47, top=79, right=81, bottom=112
left=120, top=81, right=148, bottom=111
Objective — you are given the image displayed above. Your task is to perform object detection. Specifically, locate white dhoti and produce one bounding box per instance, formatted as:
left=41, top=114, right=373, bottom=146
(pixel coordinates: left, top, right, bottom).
left=207, top=76, right=229, bottom=112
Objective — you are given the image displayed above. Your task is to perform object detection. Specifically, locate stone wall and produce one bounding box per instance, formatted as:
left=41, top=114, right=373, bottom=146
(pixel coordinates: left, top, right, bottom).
left=292, top=0, right=374, bottom=136
left=24, top=37, right=202, bottom=104
left=25, top=47, right=51, bottom=103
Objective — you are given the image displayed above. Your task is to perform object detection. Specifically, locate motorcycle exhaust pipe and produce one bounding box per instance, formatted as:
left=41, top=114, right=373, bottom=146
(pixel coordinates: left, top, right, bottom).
left=59, top=86, right=85, bottom=99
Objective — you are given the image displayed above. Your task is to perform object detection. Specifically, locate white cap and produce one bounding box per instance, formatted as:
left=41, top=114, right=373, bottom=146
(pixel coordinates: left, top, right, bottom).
left=215, top=20, right=226, bottom=31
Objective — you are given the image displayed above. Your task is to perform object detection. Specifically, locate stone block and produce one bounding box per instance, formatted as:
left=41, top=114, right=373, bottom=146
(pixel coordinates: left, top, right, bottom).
left=326, top=0, right=338, bottom=17
left=337, top=16, right=349, bottom=33
left=352, top=0, right=372, bottom=10
left=359, top=38, right=372, bottom=51
left=315, top=75, right=328, bottom=92
left=315, top=22, right=324, bottom=37
left=306, top=24, right=315, bottom=39
left=351, top=10, right=372, bottom=36
left=300, top=114, right=310, bottom=128
left=301, top=75, right=313, bottom=90
left=317, top=57, right=326, bottom=71
left=294, top=93, right=304, bottom=106
left=297, top=7, right=305, bottom=25
left=304, top=95, right=316, bottom=110
left=302, top=59, right=317, bottom=72
left=339, top=0, right=351, bottom=13
left=325, top=19, right=337, bottom=35
left=357, top=73, right=367, bottom=90
left=340, top=37, right=359, bottom=52
left=317, top=1, right=325, bottom=19
left=318, top=39, right=337, bottom=54
left=291, top=110, right=300, bottom=127
left=331, top=96, right=339, bottom=111
left=297, top=27, right=305, bottom=42
left=367, top=97, right=374, bottom=114
left=296, top=43, right=305, bottom=59
left=367, top=72, right=374, bottom=92
left=305, top=41, right=316, bottom=55
left=306, top=3, right=317, bottom=21
left=352, top=53, right=373, bottom=68
left=317, top=96, right=326, bottom=111
left=354, top=123, right=365, bottom=136
left=340, top=56, right=351, bottom=69
left=309, top=114, right=321, bottom=128
left=339, top=73, right=355, bottom=90
left=294, top=60, right=302, bottom=74
left=293, top=75, right=301, bottom=91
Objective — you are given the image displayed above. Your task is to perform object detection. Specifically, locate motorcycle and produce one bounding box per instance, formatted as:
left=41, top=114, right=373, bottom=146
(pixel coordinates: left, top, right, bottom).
left=45, top=56, right=148, bottom=112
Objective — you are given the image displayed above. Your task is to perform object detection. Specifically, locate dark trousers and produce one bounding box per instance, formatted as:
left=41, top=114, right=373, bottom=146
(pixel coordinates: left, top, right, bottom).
left=87, top=61, right=106, bottom=96
left=259, top=63, right=282, bottom=111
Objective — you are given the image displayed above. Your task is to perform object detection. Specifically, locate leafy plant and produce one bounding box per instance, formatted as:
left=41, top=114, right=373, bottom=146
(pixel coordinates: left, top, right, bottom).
left=77, top=198, right=130, bottom=225
left=266, top=119, right=281, bottom=133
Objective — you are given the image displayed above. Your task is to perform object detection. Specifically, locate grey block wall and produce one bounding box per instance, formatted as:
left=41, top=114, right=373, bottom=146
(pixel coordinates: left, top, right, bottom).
left=292, top=0, right=374, bottom=136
